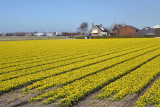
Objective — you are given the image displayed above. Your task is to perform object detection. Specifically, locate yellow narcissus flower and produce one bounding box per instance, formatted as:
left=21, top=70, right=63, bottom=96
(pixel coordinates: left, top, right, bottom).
left=1, top=39, right=160, bottom=106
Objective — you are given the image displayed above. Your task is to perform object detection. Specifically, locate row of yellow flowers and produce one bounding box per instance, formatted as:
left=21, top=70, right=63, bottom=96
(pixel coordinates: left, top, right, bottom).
left=0, top=45, right=116, bottom=81
left=0, top=40, right=69, bottom=63
left=135, top=78, right=160, bottom=107
left=25, top=44, right=160, bottom=92
left=1, top=40, right=156, bottom=93
left=2, top=39, right=131, bottom=61
left=0, top=44, right=110, bottom=74
left=97, top=54, right=160, bottom=101
left=1, top=39, right=160, bottom=106
left=2, top=39, right=146, bottom=75
left=0, top=39, right=158, bottom=64
left=0, top=44, right=109, bottom=69
left=29, top=46, right=160, bottom=106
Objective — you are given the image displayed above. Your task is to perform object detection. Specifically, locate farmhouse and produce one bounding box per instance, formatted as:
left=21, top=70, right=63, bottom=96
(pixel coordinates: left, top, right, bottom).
left=155, top=28, right=160, bottom=37
left=118, top=25, right=139, bottom=37
left=136, top=27, right=155, bottom=36
left=88, top=24, right=110, bottom=36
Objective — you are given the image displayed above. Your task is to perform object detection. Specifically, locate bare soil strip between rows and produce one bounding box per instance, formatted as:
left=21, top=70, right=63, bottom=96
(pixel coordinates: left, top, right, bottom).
left=123, top=75, right=160, bottom=107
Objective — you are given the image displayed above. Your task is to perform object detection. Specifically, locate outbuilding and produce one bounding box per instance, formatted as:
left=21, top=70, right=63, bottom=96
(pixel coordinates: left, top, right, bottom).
left=136, top=27, right=155, bottom=36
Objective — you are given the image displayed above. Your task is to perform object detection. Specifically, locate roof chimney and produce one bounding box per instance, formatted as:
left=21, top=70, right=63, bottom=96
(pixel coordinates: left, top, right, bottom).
left=100, top=24, right=102, bottom=27
left=92, top=23, right=94, bottom=28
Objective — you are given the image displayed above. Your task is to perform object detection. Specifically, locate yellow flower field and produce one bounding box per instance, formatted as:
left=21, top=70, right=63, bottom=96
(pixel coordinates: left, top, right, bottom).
left=0, top=39, right=160, bottom=107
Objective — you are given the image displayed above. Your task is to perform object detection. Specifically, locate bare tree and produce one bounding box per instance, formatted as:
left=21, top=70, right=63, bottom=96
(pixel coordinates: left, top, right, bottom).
left=106, top=23, right=126, bottom=36
left=109, top=23, right=126, bottom=30
left=77, top=22, right=88, bottom=35
left=121, top=22, right=126, bottom=27
left=106, top=24, right=115, bottom=32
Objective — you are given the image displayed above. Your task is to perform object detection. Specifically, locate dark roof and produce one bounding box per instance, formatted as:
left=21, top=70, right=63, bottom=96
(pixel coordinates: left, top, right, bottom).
left=136, top=27, right=155, bottom=35
left=96, top=25, right=108, bottom=32
left=127, top=26, right=139, bottom=31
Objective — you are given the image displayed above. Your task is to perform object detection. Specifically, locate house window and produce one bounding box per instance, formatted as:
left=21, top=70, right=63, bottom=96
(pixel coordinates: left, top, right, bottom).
left=93, top=28, right=98, bottom=34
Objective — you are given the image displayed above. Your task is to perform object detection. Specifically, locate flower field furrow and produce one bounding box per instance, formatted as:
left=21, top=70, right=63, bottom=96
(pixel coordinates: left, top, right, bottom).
left=0, top=46, right=109, bottom=69
left=25, top=45, right=160, bottom=92
left=0, top=40, right=90, bottom=59
left=1, top=40, right=112, bottom=65
left=0, top=39, right=155, bottom=62
left=1, top=39, right=160, bottom=107
left=0, top=40, right=143, bottom=74
left=0, top=46, right=112, bottom=73
left=1, top=39, right=126, bottom=61
left=0, top=49, right=113, bottom=80
left=2, top=39, right=154, bottom=70
left=0, top=45, right=61, bottom=62
left=97, top=56, right=160, bottom=101
left=0, top=42, right=154, bottom=81
left=0, top=43, right=159, bottom=92
left=29, top=47, right=160, bottom=106
left=0, top=49, right=88, bottom=69
left=135, top=78, right=160, bottom=107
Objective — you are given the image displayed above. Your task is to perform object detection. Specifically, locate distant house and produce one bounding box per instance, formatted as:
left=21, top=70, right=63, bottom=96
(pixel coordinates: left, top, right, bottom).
left=88, top=24, right=110, bottom=36
left=56, top=32, right=62, bottom=36
left=118, top=25, right=139, bottom=37
left=155, top=28, right=160, bottom=37
left=46, top=32, right=56, bottom=36
left=2, top=33, right=6, bottom=36
left=25, top=33, right=33, bottom=36
left=136, top=27, right=155, bottom=36
left=0, top=33, right=2, bottom=36
left=34, top=32, right=45, bottom=36
left=111, top=24, right=123, bottom=36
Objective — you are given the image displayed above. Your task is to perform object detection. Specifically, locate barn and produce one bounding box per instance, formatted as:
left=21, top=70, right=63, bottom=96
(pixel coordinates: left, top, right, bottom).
left=118, top=25, right=139, bottom=37
left=136, top=27, right=155, bottom=36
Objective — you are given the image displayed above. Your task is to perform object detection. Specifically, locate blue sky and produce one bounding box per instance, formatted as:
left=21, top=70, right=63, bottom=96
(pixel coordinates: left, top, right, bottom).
left=0, top=0, right=160, bottom=33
